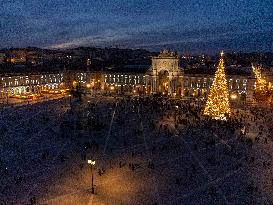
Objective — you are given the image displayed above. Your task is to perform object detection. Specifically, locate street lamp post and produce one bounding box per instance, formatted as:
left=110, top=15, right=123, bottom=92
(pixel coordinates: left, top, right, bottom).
left=68, top=94, right=71, bottom=104
left=87, top=159, right=96, bottom=194
left=6, top=91, right=9, bottom=105
left=86, top=83, right=91, bottom=95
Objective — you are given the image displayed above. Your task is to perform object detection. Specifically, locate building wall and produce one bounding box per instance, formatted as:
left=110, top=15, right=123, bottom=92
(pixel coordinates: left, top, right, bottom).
left=89, top=71, right=253, bottom=101
left=0, top=70, right=255, bottom=102
left=182, top=74, right=251, bottom=98
left=0, top=73, right=64, bottom=97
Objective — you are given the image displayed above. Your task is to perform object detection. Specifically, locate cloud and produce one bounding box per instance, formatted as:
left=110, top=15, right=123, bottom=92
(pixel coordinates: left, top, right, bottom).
left=47, top=23, right=273, bottom=54
left=1, top=0, right=272, bottom=53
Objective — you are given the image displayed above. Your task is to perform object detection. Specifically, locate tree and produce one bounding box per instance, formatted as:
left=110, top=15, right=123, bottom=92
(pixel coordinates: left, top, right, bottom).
left=204, top=51, right=231, bottom=120
left=252, top=64, right=273, bottom=103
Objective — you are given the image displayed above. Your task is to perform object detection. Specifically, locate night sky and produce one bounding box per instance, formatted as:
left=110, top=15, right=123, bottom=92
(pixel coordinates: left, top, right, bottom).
left=1, top=0, right=273, bottom=54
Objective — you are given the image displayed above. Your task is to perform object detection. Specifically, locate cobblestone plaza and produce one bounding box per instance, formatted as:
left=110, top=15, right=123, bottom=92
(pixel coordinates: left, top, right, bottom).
left=1, top=94, right=273, bottom=204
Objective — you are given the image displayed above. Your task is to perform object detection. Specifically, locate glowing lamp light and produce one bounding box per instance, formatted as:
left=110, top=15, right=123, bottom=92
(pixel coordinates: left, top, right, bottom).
left=231, top=94, right=237, bottom=100
left=88, top=160, right=95, bottom=166
left=241, top=126, right=246, bottom=135
left=110, top=86, right=115, bottom=90
left=86, top=84, right=91, bottom=88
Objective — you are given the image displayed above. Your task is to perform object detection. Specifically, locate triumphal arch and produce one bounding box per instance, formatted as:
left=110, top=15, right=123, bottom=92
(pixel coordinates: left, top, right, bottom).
left=145, top=49, right=184, bottom=95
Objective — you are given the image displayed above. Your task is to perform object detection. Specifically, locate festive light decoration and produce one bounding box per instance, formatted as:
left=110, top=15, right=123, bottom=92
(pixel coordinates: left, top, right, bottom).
left=252, top=64, right=267, bottom=91
left=252, top=64, right=273, bottom=102
left=204, top=51, right=230, bottom=120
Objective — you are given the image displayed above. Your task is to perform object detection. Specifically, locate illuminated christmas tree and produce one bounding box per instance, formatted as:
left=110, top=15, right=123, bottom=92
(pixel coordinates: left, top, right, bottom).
left=204, top=51, right=230, bottom=120
left=252, top=64, right=272, bottom=102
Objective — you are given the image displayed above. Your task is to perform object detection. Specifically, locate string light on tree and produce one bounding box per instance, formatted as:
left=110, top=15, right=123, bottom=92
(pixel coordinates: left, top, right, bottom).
left=203, top=51, right=231, bottom=120
left=252, top=64, right=273, bottom=102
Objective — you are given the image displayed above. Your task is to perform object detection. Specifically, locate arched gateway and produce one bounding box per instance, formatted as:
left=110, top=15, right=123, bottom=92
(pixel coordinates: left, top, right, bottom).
left=145, top=49, right=184, bottom=95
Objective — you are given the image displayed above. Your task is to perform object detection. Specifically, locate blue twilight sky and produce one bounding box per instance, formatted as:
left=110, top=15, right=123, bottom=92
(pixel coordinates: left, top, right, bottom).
left=0, top=0, right=272, bottom=54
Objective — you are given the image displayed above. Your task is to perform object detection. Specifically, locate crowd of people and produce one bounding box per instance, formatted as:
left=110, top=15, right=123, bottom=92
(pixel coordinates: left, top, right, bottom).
left=1, top=93, right=273, bottom=204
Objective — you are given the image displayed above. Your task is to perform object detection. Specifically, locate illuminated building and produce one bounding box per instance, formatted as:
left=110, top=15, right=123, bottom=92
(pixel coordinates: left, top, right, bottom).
left=0, top=50, right=257, bottom=103
left=0, top=73, right=65, bottom=99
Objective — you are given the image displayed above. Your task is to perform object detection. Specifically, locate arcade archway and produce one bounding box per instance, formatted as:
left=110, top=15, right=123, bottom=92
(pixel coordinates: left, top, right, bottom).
left=158, top=70, right=169, bottom=94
